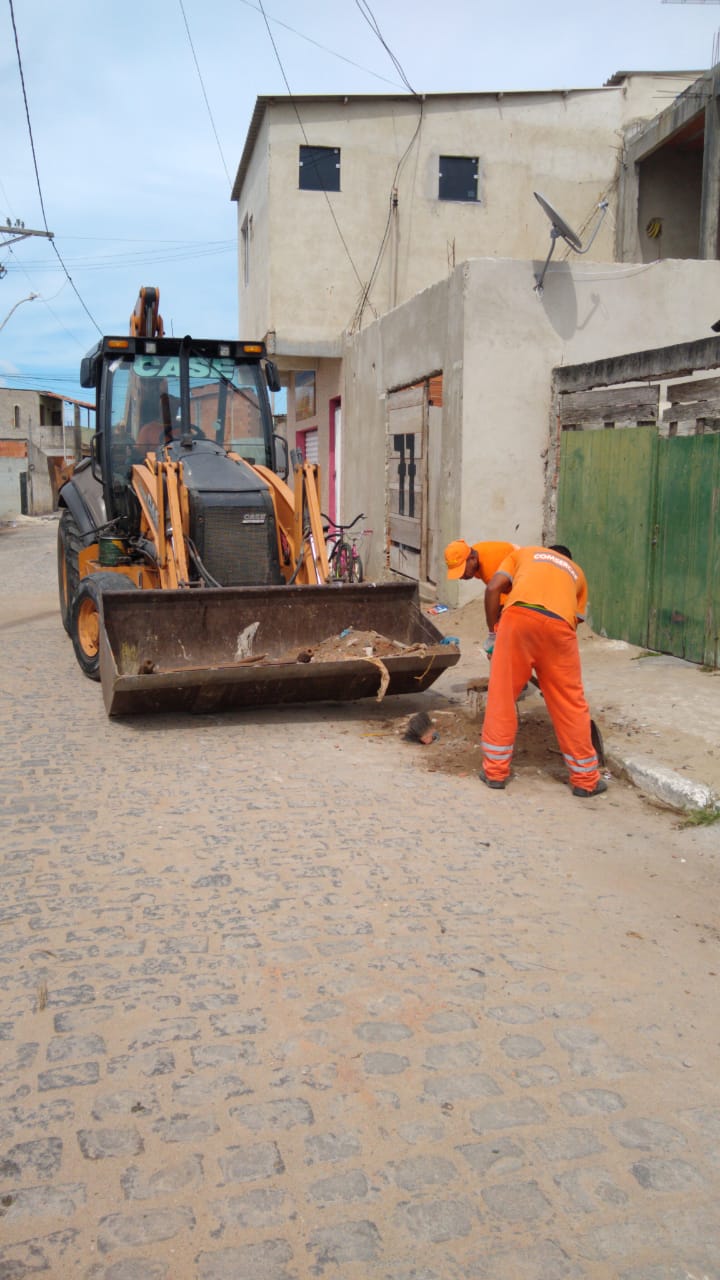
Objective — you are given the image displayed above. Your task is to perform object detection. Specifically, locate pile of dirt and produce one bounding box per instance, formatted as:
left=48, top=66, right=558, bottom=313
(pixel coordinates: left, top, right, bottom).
left=397, top=697, right=568, bottom=782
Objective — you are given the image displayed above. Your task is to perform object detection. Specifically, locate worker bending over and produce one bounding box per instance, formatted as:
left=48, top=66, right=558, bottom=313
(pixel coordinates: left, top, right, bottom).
left=445, top=538, right=517, bottom=656
left=480, top=544, right=607, bottom=799
left=444, top=538, right=517, bottom=585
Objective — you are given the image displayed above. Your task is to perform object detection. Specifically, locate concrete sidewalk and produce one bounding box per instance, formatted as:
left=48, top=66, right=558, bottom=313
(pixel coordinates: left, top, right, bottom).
left=430, top=597, right=720, bottom=814
left=579, top=630, right=720, bottom=813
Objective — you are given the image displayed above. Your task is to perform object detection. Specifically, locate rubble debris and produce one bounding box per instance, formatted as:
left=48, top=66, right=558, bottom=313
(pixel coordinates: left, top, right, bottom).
left=267, top=629, right=441, bottom=666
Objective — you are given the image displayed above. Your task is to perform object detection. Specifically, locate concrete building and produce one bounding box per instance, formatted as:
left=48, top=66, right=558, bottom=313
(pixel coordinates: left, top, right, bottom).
left=0, top=387, right=94, bottom=520
left=341, top=257, right=720, bottom=593
left=616, top=65, right=720, bottom=263
left=232, top=72, right=702, bottom=350
left=232, top=69, right=720, bottom=598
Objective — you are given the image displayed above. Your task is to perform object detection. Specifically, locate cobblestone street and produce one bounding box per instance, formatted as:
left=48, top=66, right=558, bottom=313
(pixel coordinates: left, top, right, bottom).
left=1, top=519, right=719, bottom=1279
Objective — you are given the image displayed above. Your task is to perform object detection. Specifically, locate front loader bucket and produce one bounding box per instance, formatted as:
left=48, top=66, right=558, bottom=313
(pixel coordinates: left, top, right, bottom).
left=98, top=582, right=459, bottom=716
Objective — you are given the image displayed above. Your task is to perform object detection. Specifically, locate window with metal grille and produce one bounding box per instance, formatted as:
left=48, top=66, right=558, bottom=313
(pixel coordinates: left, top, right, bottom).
left=438, top=155, right=479, bottom=202
left=299, top=146, right=340, bottom=192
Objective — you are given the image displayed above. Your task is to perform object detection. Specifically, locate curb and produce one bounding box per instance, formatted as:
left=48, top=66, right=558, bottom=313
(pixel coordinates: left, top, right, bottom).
left=608, top=751, right=719, bottom=814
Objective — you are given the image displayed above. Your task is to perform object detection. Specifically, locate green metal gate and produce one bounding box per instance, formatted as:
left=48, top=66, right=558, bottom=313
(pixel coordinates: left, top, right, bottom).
left=558, top=428, right=720, bottom=666
left=650, top=433, right=720, bottom=665
left=553, top=345, right=720, bottom=667
left=558, top=427, right=657, bottom=646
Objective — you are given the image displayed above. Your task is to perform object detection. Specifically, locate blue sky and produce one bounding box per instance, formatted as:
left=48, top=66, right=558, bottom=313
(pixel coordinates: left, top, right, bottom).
left=1, top=0, right=717, bottom=405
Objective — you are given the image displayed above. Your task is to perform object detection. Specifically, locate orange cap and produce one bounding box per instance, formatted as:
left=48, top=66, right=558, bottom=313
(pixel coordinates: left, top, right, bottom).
left=445, top=539, right=471, bottom=579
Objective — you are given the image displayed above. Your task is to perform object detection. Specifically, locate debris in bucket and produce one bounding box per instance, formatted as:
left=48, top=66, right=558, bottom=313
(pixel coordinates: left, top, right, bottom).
left=404, top=710, right=438, bottom=745
left=236, top=621, right=260, bottom=660
left=268, top=629, right=433, bottom=665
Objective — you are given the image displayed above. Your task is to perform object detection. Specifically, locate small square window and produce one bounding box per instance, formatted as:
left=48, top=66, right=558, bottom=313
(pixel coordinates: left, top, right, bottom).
left=299, top=146, right=340, bottom=192
left=438, top=155, right=479, bottom=202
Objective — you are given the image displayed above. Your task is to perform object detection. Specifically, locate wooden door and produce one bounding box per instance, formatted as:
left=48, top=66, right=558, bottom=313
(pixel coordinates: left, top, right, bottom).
left=387, top=383, right=426, bottom=580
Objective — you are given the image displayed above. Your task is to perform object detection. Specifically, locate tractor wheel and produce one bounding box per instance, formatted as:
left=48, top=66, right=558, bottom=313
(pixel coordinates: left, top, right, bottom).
left=57, top=510, right=83, bottom=634
left=70, top=573, right=137, bottom=681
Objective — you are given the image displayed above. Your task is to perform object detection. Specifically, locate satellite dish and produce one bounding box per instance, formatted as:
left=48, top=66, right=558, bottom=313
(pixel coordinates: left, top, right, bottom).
left=533, top=190, right=609, bottom=294
left=534, top=192, right=582, bottom=251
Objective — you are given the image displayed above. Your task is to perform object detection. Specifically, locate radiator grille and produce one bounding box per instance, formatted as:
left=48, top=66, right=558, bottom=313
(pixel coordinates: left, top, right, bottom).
left=196, top=502, right=280, bottom=586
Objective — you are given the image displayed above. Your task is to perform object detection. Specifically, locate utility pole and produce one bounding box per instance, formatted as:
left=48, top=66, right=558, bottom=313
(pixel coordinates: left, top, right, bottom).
left=0, top=221, right=54, bottom=277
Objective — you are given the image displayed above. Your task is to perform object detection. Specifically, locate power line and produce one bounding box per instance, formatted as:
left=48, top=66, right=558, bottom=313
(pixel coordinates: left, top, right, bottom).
left=5, top=244, right=91, bottom=351
left=256, top=0, right=370, bottom=307
left=237, top=0, right=403, bottom=89
left=350, top=100, right=425, bottom=332
left=5, top=242, right=236, bottom=272
left=0, top=371, right=88, bottom=388
left=354, top=0, right=418, bottom=97
left=178, top=0, right=232, bottom=189
left=52, top=234, right=236, bottom=245
left=8, top=0, right=102, bottom=336
left=347, top=1, right=422, bottom=330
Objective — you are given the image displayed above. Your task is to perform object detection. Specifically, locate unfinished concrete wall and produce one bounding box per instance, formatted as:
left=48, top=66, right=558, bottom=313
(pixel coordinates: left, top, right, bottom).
left=617, top=67, right=718, bottom=264
left=461, top=256, right=720, bottom=600
left=236, top=111, right=271, bottom=340
left=342, top=254, right=720, bottom=600
left=0, top=390, right=36, bottom=435
left=0, top=391, right=78, bottom=516
left=637, top=148, right=703, bottom=261
left=620, top=71, right=702, bottom=123
left=27, top=440, right=54, bottom=514
left=237, top=75, right=700, bottom=354
left=342, top=271, right=465, bottom=582
left=0, top=452, right=26, bottom=520
left=260, top=89, right=628, bottom=350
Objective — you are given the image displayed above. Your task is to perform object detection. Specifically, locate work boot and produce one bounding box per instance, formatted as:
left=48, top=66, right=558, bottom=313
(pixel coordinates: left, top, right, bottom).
left=571, top=779, right=608, bottom=798
left=479, top=767, right=507, bottom=790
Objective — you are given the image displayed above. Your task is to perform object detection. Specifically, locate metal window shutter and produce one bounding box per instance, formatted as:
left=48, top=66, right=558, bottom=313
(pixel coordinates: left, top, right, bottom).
left=304, top=429, right=319, bottom=463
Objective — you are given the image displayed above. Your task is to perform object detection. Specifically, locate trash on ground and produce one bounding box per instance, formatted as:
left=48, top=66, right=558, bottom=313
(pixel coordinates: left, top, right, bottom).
left=404, top=710, right=438, bottom=745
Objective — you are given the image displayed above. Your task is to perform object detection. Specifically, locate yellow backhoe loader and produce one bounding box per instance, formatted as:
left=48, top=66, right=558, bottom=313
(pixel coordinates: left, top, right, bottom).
left=57, top=288, right=458, bottom=715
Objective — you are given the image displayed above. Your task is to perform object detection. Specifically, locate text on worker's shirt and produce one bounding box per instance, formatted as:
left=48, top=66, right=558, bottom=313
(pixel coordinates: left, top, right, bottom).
left=532, top=552, right=579, bottom=581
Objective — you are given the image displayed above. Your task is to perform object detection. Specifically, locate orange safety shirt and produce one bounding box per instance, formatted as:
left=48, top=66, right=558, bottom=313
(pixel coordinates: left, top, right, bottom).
left=470, top=541, right=517, bottom=584
left=495, top=546, right=588, bottom=630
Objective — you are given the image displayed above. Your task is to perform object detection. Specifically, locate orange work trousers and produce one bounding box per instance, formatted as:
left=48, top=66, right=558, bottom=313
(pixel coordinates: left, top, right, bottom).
left=481, top=605, right=600, bottom=791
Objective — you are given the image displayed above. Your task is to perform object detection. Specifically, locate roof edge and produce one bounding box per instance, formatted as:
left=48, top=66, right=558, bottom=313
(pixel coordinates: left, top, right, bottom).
left=604, top=68, right=705, bottom=86
left=231, top=74, right=707, bottom=200
left=232, top=97, right=271, bottom=202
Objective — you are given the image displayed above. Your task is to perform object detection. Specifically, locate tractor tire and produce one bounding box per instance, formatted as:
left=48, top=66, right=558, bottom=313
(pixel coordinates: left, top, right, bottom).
left=70, top=573, right=137, bottom=682
left=57, top=510, right=83, bottom=635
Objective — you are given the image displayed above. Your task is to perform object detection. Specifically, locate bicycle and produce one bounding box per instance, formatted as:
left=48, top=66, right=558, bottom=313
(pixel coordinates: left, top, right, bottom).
left=322, top=512, right=369, bottom=583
